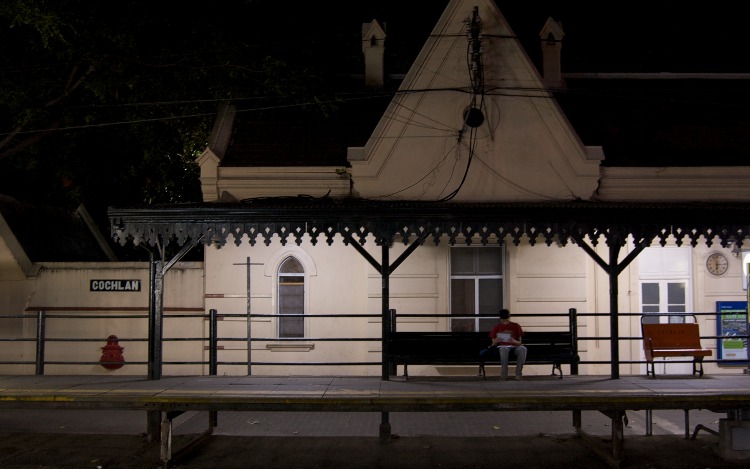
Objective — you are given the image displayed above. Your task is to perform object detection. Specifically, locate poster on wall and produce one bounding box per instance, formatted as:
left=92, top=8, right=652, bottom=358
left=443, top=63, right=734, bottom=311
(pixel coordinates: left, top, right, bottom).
left=716, top=301, right=748, bottom=364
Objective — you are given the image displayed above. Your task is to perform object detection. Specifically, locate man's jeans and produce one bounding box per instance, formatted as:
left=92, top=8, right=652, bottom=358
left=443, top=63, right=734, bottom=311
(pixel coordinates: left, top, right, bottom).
left=480, top=345, right=527, bottom=377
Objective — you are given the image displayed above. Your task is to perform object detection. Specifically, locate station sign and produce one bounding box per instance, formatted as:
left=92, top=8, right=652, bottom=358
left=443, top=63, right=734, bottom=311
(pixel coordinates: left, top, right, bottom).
left=90, top=279, right=142, bottom=292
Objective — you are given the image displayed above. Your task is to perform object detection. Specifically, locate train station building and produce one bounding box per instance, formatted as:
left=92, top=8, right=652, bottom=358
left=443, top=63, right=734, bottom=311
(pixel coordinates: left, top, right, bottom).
left=2, top=0, right=750, bottom=381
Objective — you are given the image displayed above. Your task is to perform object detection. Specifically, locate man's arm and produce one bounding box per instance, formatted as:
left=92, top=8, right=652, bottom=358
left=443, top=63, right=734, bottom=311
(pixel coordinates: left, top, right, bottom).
left=489, top=328, right=500, bottom=346
left=511, top=324, right=523, bottom=345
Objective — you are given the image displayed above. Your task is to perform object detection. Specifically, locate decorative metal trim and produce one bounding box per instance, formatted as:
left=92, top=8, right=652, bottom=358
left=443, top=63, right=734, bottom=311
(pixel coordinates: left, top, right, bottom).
left=109, top=199, right=750, bottom=249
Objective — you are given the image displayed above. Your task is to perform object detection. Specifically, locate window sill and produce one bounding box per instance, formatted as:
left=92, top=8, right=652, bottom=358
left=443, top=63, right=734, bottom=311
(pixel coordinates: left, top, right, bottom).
left=266, top=343, right=315, bottom=352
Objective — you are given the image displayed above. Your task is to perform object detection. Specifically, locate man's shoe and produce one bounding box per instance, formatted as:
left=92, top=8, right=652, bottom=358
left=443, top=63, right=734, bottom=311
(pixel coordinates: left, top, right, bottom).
left=514, top=375, right=523, bottom=381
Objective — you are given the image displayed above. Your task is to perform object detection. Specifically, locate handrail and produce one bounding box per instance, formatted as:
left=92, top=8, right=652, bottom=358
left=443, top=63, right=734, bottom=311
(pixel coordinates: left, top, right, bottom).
left=0, top=308, right=747, bottom=376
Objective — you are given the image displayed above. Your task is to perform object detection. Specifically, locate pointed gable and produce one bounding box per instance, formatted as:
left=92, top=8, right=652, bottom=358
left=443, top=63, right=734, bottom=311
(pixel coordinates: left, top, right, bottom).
left=349, top=0, right=600, bottom=202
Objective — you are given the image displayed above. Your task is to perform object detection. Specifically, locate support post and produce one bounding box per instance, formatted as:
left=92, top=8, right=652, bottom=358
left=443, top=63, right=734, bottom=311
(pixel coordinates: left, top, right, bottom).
left=381, top=243, right=391, bottom=381
left=247, top=256, right=253, bottom=376
left=148, top=258, right=165, bottom=380
left=611, top=411, right=624, bottom=460
left=145, top=237, right=201, bottom=443
left=35, top=310, right=45, bottom=375
left=233, top=256, right=262, bottom=376
left=573, top=233, right=647, bottom=380
left=147, top=256, right=164, bottom=442
left=608, top=244, right=621, bottom=380
left=380, top=411, right=391, bottom=440
left=209, top=309, right=218, bottom=375
left=747, top=262, right=750, bottom=376
left=347, top=234, right=423, bottom=381
left=569, top=308, right=579, bottom=375
left=389, top=309, right=397, bottom=376
left=160, top=411, right=174, bottom=464
left=147, top=410, right=161, bottom=443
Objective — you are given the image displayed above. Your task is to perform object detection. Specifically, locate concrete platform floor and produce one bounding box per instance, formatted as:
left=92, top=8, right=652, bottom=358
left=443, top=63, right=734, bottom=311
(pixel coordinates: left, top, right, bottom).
left=1, top=373, right=749, bottom=468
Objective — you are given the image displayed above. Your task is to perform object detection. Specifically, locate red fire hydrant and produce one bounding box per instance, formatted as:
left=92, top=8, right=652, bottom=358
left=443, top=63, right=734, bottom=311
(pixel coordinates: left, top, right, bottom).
left=100, top=335, right=125, bottom=370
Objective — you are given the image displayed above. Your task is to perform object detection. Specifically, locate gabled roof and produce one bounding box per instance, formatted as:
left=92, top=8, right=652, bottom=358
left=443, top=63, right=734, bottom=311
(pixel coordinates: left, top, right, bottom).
left=213, top=1, right=750, bottom=171
left=496, top=2, right=750, bottom=74
left=215, top=1, right=448, bottom=169
left=0, top=194, right=116, bottom=263
left=115, top=2, right=750, bottom=249
left=220, top=96, right=391, bottom=168
left=495, top=2, right=750, bottom=167
left=555, top=78, right=750, bottom=167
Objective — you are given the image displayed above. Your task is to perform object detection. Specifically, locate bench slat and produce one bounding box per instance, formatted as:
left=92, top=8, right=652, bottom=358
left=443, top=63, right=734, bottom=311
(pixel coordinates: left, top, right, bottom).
left=640, top=321, right=712, bottom=378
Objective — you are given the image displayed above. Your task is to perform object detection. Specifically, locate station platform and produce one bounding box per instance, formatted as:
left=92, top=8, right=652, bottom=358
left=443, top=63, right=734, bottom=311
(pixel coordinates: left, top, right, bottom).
left=1, top=373, right=750, bottom=468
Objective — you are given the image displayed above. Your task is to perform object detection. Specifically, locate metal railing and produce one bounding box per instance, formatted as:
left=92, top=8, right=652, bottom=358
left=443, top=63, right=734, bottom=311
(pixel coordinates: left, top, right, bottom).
left=0, top=308, right=747, bottom=375
left=574, top=311, right=749, bottom=368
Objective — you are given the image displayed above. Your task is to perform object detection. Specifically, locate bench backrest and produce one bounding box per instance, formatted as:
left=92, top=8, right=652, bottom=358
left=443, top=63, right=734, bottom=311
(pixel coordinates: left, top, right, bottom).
left=388, top=332, right=487, bottom=359
left=641, top=323, right=703, bottom=350
left=388, top=331, right=575, bottom=359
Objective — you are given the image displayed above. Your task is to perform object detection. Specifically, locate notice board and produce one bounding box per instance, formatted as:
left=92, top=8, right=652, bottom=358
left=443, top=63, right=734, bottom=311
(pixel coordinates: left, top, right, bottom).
left=716, top=301, right=748, bottom=364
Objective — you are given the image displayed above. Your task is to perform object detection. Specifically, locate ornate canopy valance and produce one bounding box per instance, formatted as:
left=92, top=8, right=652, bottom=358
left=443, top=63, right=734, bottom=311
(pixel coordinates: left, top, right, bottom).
left=109, top=198, right=750, bottom=249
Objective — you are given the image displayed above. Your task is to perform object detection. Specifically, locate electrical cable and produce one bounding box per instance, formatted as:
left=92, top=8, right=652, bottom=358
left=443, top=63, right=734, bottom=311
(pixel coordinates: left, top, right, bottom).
left=437, top=7, right=484, bottom=202
left=370, top=139, right=461, bottom=200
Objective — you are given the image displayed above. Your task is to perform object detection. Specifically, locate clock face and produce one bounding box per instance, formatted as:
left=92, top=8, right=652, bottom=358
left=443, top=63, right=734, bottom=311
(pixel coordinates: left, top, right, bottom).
left=706, top=252, right=729, bottom=276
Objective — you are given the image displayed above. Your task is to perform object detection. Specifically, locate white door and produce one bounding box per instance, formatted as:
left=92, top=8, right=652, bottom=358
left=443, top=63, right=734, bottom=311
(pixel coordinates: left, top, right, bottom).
left=639, top=248, right=692, bottom=375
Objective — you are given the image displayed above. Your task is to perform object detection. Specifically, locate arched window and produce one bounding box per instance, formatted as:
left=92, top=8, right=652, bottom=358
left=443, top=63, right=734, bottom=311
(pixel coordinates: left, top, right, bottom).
left=277, top=257, right=305, bottom=338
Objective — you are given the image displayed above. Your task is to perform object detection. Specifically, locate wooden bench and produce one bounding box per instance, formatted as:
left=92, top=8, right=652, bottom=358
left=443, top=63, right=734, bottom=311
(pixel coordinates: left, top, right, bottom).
left=387, top=313, right=579, bottom=379
left=641, top=317, right=712, bottom=378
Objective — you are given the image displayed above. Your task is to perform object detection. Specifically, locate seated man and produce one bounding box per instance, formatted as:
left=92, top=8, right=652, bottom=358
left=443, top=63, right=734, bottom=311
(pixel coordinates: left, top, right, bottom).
left=479, top=308, right=527, bottom=380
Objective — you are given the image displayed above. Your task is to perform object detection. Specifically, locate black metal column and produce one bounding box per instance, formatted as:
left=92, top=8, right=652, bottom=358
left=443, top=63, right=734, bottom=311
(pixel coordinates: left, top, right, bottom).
left=209, top=309, right=218, bottom=375
left=148, top=258, right=165, bottom=380
left=569, top=308, right=578, bottom=375
left=609, top=244, right=621, bottom=380
left=147, top=258, right=164, bottom=442
left=381, top=242, right=391, bottom=381
left=35, top=310, right=45, bottom=375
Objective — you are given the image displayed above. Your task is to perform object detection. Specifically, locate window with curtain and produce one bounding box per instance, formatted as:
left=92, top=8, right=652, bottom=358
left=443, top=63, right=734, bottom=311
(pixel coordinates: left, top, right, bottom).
left=450, top=247, right=504, bottom=332
left=278, top=257, right=304, bottom=338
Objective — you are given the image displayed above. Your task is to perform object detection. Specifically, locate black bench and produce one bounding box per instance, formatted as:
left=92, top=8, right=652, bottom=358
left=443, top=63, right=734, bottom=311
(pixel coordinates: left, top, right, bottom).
left=388, top=312, right=579, bottom=379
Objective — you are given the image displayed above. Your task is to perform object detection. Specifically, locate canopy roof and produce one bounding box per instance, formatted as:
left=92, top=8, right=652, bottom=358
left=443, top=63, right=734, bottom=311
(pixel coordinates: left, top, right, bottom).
left=110, top=198, right=750, bottom=249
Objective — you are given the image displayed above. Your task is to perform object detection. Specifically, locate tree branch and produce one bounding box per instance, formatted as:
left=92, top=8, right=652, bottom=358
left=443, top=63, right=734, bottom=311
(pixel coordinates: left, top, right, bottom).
left=0, top=63, right=94, bottom=158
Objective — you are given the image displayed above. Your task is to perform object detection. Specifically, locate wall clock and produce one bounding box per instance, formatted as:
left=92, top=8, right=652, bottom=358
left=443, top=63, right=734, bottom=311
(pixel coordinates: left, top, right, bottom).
left=706, top=252, right=729, bottom=276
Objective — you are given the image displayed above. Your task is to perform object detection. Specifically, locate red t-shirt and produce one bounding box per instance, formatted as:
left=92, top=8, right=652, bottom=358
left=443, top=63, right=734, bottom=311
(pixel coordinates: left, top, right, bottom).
left=488, top=321, right=524, bottom=345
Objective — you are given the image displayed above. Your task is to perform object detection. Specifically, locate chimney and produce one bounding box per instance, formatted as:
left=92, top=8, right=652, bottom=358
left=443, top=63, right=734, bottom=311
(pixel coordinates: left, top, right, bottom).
left=362, top=19, right=386, bottom=88
left=539, top=17, right=565, bottom=89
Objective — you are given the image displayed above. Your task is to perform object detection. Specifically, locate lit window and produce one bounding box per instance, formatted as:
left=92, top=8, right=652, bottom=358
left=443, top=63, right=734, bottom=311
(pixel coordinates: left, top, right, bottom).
left=450, top=247, right=504, bottom=332
left=278, top=257, right=304, bottom=338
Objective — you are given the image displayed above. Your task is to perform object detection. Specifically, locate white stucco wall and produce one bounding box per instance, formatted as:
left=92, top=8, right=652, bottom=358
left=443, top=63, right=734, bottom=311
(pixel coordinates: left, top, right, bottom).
left=200, top=233, right=624, bottom=377
left=0, top=261, right=204, bottom=376
left=3, top=235, right=745, bottom=378
left=204, top=234, right=373, bottom=375
left=585, top=238, right=748, bottom=377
